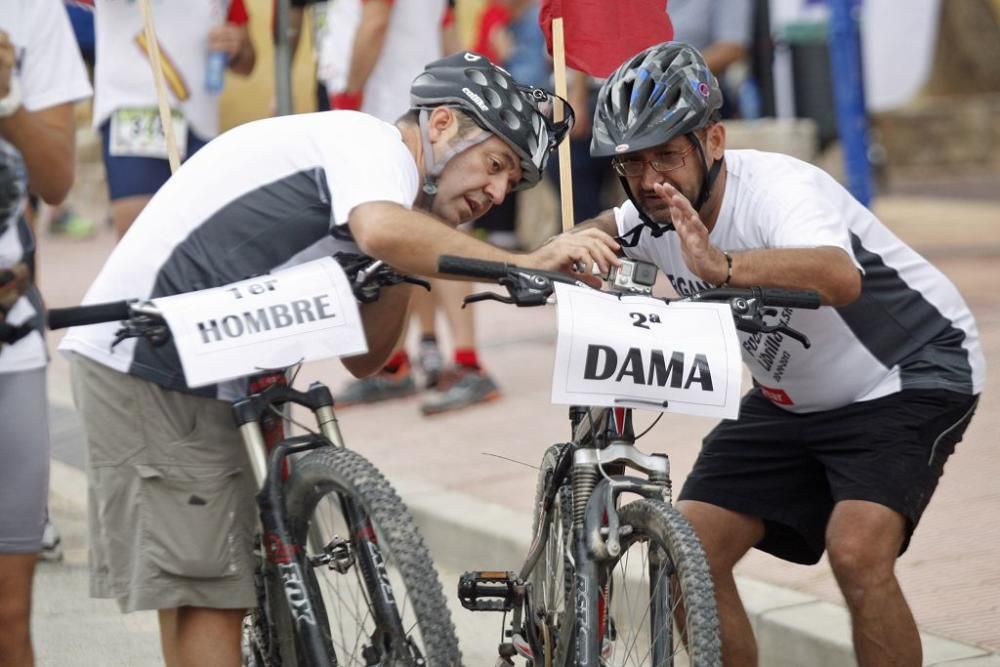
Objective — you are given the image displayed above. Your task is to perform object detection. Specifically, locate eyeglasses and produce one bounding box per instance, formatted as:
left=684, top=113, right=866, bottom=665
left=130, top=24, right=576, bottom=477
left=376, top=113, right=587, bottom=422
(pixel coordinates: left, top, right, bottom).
left=612, top=143, right=697, bottom=178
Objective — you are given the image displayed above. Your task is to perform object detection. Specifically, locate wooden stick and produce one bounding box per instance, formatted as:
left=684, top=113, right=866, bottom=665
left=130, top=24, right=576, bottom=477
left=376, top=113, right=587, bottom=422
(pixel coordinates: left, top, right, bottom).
left=551, top=17, right=575, bottom=233
left=139, top=0, right=181, bottom=173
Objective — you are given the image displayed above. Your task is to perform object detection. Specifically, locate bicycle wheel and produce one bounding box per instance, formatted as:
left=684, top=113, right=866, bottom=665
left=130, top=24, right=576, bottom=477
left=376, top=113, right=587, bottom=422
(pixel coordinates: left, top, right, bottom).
left=528, top=444, right=575, bottom=664
left=274, top=446, right=461, bottom=666
left=600, top=498, right=721, bottom=666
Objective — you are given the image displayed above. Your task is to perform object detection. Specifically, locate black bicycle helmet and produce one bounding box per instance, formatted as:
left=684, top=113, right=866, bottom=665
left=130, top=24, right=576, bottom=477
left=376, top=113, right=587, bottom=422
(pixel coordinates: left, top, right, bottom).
left=591, top=42, right=724, bottom=222
left=410, top=51, right=573, bottom=194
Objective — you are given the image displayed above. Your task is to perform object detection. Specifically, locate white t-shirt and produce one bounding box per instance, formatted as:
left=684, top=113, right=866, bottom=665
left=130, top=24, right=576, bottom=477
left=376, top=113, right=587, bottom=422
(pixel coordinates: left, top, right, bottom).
left=60, top=111, right=418, bottom=400
left=0, top=0, right=92, bottom=374
left=92, top=0, right=241, bottom=139
left=616, top=149, right=986, bottom=413
left=319, top=0, right=445, bottom=122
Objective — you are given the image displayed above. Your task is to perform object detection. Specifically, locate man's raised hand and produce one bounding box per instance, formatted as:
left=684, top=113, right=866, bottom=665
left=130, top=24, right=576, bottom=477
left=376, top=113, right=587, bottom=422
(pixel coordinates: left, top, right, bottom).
left=654, top=181, right=728, bottom=285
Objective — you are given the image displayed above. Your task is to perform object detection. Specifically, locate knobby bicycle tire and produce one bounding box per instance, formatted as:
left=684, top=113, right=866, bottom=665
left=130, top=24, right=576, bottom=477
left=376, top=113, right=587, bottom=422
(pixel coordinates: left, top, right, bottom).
left=603, top=499, right=722, bottom=666
left=273, top=447, right=462, bottom=666
left=529, top=444, right=576, bottom=665
left=529, top=448, right=721, bottom=667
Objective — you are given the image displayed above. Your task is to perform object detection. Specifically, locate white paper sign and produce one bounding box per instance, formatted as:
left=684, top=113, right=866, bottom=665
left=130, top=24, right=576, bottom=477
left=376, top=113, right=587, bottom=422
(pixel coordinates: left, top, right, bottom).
left=154, top=257, right=367, bottom=387
left=552, top=283, right=743, bottom=419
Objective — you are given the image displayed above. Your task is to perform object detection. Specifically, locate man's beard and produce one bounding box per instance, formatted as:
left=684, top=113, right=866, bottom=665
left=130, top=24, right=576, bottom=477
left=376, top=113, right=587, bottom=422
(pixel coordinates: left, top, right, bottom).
left=640, top=183, right=699, bottom=225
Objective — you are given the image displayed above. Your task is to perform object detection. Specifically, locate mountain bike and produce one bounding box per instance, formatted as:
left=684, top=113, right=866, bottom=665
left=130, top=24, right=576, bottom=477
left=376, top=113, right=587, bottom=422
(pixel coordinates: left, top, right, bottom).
left=47, top=255, right=462, bottom=667
left=436, top=255, right=820, bottom=667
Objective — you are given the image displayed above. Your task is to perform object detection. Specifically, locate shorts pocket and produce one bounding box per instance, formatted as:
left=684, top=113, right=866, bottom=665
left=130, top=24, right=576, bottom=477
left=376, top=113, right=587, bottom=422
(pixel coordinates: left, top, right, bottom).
left=138, top=464, right=248, bottom=579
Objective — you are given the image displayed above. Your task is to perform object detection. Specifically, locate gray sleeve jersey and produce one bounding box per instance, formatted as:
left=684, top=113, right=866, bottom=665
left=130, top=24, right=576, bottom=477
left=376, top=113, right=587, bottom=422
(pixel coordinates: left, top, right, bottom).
left=60, top=112, right=419, bottom=397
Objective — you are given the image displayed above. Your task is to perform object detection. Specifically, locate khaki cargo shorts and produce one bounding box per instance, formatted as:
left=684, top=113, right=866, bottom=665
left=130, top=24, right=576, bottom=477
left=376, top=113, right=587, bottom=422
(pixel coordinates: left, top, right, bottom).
left=70, top=354, right=257, bottom=612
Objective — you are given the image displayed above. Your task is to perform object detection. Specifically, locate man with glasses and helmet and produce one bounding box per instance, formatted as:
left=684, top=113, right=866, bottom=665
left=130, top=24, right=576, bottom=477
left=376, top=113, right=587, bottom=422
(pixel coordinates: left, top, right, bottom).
left=572, top=41, right=984, bottom=666
left=62, top=51, right=619, bottom=667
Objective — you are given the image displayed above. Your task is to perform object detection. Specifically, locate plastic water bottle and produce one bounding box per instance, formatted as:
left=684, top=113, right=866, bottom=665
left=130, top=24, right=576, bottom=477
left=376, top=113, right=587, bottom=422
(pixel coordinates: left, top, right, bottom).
left=205, top=50, right=227, bottom=93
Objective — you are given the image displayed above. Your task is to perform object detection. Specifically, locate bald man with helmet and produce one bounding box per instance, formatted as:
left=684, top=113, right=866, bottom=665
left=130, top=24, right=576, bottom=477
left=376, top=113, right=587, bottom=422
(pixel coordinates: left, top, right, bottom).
left=61, top=51, right=619, bottom=667
left=572, top=41, right=983, bottom=667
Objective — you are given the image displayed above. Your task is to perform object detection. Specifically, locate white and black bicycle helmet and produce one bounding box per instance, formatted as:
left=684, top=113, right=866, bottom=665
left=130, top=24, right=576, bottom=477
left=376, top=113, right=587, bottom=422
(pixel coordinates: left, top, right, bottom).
left=592, top=42, right=724, bottom=220
left=410, top=51, right=574, bottom=198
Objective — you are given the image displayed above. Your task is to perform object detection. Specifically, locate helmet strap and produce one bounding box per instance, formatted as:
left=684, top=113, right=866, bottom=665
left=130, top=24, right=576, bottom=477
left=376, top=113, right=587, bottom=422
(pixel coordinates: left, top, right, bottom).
left=619, top=175, right=673, bottom=231
left=415, top=108, right=491, bottom=210
left=689, top=133, right=722, bottom=213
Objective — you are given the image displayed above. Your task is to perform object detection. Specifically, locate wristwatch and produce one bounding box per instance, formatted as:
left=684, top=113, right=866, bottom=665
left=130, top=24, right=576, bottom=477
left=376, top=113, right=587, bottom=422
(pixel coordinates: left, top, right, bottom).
left=0, top=78, right=23, bottom=119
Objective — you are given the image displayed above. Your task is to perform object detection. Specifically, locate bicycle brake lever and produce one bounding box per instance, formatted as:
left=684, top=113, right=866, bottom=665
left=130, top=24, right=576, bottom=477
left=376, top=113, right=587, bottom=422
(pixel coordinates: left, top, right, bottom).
left=402, top=276, right=431, bottom=292
left=775, top=323, right=812, bottom=349
left=463, top=291, right=515, bottom=307
left=110, top=328, right=129, bottom=350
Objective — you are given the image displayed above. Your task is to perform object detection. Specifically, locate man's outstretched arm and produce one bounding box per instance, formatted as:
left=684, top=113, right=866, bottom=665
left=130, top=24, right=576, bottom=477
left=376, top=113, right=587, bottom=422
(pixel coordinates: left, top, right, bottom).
left=347, top=201, right=621, bottom=282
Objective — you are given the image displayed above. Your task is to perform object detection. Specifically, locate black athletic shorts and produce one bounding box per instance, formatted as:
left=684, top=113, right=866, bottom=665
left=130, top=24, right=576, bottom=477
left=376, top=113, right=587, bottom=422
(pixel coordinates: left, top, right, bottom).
left=678, top=388, right=979, bottom=565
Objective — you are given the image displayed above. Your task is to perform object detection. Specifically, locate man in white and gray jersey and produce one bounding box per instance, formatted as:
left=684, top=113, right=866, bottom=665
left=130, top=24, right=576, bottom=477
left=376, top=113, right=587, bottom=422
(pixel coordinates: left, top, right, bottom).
left=61, top=51, right=620, bottom=667
left=578, top=42, right=984, bottom=667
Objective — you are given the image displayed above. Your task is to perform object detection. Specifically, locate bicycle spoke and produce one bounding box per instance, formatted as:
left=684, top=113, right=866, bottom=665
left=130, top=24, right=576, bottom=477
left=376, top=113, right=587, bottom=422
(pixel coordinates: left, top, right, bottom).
left=605, top=530, right=694, bottom=666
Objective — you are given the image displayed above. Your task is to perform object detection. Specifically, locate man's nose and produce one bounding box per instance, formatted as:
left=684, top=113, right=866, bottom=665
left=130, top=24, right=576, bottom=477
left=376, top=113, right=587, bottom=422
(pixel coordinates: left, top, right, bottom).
left=639, top=160, right=662, bottom=190
left=484, top=175, right=507, bottom=205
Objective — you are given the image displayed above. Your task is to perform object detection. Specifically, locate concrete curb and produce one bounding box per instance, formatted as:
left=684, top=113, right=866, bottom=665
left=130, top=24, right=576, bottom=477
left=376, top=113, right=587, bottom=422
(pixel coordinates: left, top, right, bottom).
left=49, top=434, right=1000, bottom=666
left=397, top=478, right=1000, bottom=667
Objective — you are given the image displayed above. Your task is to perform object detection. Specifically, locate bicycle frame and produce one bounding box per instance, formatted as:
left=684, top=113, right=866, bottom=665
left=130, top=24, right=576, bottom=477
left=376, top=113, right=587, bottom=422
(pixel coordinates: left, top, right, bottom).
left=233, top=381, right=410, bottom=665
left=520, top=405, right=676, bottom=667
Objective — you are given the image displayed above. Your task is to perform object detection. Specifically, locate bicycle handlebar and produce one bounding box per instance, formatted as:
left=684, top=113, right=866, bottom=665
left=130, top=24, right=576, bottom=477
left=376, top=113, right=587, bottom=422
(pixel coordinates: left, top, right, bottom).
left=437, top=255, right=821, bottom=309
left=688, top=287, right=821, bottom=310
left=437, top=255, right=584, bottom=288
left=47, top=300, right=134, bottom=330
left=437, top=256, right=514, bottom=281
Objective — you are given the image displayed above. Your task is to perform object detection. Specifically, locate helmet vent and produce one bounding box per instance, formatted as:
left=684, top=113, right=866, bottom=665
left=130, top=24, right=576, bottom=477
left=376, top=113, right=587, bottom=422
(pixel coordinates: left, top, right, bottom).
left=466, top=69, right=489, bottom=86
left=483, top=87, right=503, bottom=109
left=500, top=109, right=521, bottom=131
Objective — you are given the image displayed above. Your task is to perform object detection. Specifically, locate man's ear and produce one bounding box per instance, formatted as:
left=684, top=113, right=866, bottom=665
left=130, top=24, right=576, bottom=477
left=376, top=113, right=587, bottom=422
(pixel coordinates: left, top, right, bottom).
left=427, top=106, right=459, bottom=144
left=707, top=122, right=726, bottom=160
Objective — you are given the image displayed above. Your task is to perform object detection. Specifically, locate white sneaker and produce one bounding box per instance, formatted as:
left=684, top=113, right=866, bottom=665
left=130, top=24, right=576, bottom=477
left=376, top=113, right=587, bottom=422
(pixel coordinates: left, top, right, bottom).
left=40, top=520, right=63, bottom=562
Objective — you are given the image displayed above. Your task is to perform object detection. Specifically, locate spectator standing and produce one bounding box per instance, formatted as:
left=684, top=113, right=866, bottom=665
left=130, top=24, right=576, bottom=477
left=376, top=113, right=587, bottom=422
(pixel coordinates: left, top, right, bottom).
left=668, top=0, right=753, bottom=118
left=324, top=0, right=506, bottom=415
left=0, top=1, right=91, bottom=664
left=93, top=0, right=256, bottom=238
left=283, top=0, right=332, bottom=111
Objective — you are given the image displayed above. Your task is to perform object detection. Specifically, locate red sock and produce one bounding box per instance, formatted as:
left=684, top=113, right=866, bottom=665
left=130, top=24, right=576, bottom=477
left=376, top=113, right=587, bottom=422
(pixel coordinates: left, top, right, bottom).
left=454, top=348, right=480, bottom=370
left=383, top=350, right=410, bottom=374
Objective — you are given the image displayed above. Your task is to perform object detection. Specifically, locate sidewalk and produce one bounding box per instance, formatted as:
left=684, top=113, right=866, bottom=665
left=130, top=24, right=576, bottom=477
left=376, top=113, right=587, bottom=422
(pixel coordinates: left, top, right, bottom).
left=36, top=192, right=1000, bottom=665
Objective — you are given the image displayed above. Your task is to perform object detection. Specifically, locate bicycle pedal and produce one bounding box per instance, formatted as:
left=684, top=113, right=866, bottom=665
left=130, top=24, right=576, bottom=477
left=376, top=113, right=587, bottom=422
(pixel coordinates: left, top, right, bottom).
left=458, top=571, right=520, bottom=612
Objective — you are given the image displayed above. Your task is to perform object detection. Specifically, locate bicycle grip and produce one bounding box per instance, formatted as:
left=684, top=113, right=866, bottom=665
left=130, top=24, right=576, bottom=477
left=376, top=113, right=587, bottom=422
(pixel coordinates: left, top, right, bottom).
left=758, top=288, right=822, bottom=309
left=437, top=255, right=512, bottom=281
left=47, top=300, right=133, bottom=330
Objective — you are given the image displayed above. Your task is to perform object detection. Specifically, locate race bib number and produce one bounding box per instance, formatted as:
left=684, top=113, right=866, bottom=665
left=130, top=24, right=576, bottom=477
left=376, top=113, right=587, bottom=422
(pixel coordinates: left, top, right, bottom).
left=154, top=257, right=367, bottom=387
left=109, top=107, right=188, bottom=160
left=551, top=283, right=744, bottom=419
